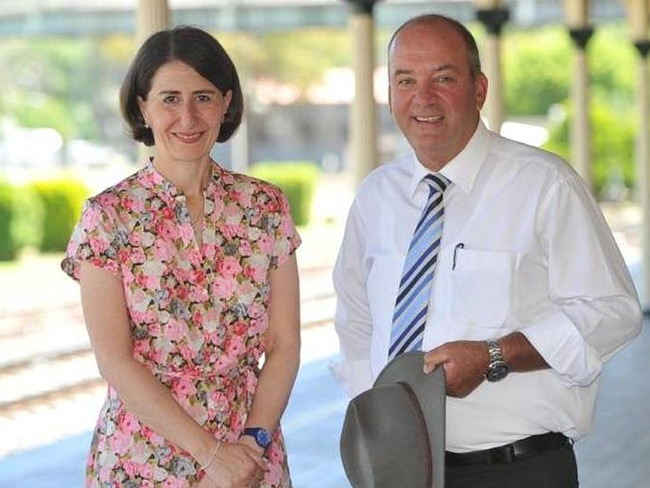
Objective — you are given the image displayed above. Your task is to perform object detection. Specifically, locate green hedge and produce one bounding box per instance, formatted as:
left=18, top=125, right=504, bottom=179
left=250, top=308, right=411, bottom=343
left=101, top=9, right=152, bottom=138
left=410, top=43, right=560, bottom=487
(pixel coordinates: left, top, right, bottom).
left=249, top=161, right=320, bottom=226
left=28, top=178, right=89, bottom=253
left=0, top=180, right=44, bottom=261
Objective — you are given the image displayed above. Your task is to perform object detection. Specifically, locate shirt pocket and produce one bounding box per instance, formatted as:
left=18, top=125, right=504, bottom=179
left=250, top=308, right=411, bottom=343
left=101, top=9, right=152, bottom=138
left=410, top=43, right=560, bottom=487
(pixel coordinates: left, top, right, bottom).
left=451, top=248, right=519, bottom=334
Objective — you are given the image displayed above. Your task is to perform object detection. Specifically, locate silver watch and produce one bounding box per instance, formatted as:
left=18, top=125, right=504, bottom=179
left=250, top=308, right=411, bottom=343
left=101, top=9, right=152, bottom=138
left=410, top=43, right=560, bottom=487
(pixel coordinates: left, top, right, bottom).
left=485, top=339, right=509, bottom=382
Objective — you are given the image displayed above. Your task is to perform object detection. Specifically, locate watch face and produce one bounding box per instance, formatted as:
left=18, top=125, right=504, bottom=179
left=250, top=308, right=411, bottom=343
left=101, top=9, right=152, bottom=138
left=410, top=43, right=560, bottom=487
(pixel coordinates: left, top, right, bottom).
left=256, top=429, right=272, bottom=448
left=486, top=361, right=509, bottom=382
left=243, top=428, right=272, bottom=449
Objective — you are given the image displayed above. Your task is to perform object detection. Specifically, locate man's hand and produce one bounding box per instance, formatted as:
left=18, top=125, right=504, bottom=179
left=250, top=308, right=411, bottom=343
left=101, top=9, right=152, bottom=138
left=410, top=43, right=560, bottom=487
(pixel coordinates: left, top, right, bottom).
left=423, top=340, right=489, bottom=397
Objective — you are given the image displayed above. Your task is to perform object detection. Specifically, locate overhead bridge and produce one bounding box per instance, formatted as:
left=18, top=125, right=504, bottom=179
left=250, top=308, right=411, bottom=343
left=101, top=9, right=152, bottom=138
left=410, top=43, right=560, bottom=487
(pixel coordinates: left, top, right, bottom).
left=0, top=0, right=628, bottom=37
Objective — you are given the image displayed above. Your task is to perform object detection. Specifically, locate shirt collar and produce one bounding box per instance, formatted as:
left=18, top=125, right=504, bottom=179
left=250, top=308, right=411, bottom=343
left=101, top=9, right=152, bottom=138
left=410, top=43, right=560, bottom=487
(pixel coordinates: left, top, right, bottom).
left=407, top=120, right=493, bottom=196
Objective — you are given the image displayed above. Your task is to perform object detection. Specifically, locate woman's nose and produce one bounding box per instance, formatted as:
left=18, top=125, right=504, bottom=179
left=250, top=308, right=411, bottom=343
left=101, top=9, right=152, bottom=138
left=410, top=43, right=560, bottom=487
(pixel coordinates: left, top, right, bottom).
left=179, top=101, right=198, bottom=125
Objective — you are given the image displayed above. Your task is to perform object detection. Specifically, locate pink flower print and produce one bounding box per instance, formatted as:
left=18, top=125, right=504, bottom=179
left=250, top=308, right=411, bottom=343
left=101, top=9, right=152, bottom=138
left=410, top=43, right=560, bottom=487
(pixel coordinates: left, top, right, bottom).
left=122, top=412, right=140, bottom=435
left=162, top=476, right=185, bottom=488
left=123, top=459, right=139, bottom=478
left=131, top=247, right=147, bottom=264
left=110, top=429, right=133, bottom=455
left=174, top=377, right=197, bottom=402
left=232, top=320, right=248, bottom=337
left=157, top=219, right=178, bottom=242
left=165, top=318, right=187, bottom=341
left=179, top=344, right=196, bottom=363
left=239, top=240, right=253, bottom=256
left=88, top=235, right=109, bottom=255
left=152, top=240, right=173, bottom=261
left=244, top=263, right=266, bottom=283
left=265, top=459, right=283, bottom=485
left=221, top=224, right=239, bottom=239
left=257, top=234, right=274, bottom=255
left=218, top=256, right=242, bottom=277
left=129, top=231, right=142, bottom=247
left=211, top=197, right=225, bottom=216
left=144, top=427, right=165, bottom=446
left=178, top=221, right=194, bottom=242
left=132, top=340, right=151, bottom=358
left=140, top=476, right=155, bottom=488
left=212, top=275, right=236, bottom=298
left=249, top=317, right=268, bottom=336
left=224, top=203, right=243, bottom=222
left=224, top=335, right=246, bottom=357
left=82, top=204, right=101, bottom=226
left=188, top=285, right=209, bottom=303
left=190, top=267, right=206, bottom=285
left=248, top=302, right=266, bottom=321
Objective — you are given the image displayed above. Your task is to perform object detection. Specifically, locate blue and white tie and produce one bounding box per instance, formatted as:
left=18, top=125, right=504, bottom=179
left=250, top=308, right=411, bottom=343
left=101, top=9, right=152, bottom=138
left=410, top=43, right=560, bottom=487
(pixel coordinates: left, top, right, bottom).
left=389, top=173, right=449, bottom=360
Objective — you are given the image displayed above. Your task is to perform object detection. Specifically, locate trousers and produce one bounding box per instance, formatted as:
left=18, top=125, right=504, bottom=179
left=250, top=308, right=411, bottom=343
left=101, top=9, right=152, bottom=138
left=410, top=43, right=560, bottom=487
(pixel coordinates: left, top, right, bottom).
left=445, top=443, right=578, bottom=488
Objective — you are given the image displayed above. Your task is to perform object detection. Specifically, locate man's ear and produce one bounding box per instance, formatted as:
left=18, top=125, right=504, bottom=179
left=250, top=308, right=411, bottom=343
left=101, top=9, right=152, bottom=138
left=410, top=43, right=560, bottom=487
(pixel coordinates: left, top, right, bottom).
left=475, top=73, right=488, bottom=111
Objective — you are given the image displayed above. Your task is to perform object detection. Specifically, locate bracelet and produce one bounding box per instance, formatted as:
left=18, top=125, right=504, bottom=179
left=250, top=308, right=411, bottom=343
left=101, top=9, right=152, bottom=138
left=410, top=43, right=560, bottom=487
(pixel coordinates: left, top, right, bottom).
left=199, top=441, right=222, bottom=471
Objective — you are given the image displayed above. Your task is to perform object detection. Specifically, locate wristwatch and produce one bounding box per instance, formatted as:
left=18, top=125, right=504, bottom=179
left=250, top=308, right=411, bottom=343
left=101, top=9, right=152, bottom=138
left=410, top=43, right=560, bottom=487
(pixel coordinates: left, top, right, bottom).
left=242, top=427, right=272, bottom=450
left=485, top=339, right=509, bottom=382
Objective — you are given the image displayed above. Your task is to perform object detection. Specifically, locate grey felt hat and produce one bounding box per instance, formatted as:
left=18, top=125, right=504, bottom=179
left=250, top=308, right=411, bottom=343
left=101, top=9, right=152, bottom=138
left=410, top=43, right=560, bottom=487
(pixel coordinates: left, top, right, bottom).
left=340, top=351, right=446, bottom=488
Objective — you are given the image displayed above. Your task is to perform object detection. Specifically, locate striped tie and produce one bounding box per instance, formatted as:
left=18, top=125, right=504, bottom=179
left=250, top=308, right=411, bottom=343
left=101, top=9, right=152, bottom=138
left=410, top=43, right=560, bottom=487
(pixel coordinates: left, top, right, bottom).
left=389, top=173, right=449, bottom=360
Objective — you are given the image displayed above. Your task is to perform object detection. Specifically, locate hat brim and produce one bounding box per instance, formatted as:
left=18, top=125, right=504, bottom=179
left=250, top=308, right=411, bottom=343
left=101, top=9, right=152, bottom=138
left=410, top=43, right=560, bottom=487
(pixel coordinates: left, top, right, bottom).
left=340, top=382, right=432, bottom=488
left=374, top=351, right=446, bottom=488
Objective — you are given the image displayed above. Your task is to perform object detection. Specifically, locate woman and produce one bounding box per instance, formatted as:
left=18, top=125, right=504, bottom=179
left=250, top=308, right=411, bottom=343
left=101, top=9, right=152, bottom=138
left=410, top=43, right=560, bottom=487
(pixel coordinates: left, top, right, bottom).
left=61, top=26, right=301, bottom=488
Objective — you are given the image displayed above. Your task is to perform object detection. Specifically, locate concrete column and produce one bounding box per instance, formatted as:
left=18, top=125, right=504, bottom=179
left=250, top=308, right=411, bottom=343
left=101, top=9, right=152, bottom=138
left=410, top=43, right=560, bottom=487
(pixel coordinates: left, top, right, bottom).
left=565, top=0, right=594, bottom=192
left=475, top=0, right=509, bottom=134
left=343, top=0, right=380, bottom=188
left=136, top=0, right=169, bottom=46
left=135, top=0, right=169, bottom=162
left=625, top=0, right=650, bottom=309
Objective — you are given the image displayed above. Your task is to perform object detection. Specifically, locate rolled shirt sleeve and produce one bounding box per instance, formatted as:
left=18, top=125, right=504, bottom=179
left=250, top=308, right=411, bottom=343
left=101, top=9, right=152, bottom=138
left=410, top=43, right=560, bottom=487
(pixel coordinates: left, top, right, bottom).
left=522, top=175, right=642, bottom=387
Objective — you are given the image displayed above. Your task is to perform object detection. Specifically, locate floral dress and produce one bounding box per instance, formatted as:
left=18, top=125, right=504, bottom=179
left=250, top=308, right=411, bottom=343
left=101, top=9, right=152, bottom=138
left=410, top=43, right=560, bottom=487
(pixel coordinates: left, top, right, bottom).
left=61, top=160, right=301, bottom=488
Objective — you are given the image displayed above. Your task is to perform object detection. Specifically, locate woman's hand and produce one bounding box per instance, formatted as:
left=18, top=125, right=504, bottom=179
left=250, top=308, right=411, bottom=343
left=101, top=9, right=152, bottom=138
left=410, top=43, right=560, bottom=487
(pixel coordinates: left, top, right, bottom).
left=197, top=441, right=268, bottom=488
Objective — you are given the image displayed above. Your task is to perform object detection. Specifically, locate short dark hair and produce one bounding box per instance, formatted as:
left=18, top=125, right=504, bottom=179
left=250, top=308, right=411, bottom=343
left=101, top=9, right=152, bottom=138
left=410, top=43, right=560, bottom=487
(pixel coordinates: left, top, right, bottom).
left=120, top=25, right=244, bottom=146
left=388, top=14, right=482, bottom=78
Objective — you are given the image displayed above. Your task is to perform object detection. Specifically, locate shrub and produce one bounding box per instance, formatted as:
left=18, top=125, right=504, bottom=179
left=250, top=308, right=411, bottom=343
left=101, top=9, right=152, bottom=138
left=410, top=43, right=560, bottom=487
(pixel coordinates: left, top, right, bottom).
left=249, top=161, right=320, bottom=226
left=28, top=177, right=89, bottom=252
left=543, top=100, right=636, bottom=199
left=0, top=180, right=43, bottom=261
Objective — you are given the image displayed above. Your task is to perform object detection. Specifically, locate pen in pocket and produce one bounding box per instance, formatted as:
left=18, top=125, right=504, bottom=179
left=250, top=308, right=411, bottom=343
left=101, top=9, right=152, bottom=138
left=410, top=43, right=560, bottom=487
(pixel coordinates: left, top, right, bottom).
left=452, top=242, right=464, bottom=270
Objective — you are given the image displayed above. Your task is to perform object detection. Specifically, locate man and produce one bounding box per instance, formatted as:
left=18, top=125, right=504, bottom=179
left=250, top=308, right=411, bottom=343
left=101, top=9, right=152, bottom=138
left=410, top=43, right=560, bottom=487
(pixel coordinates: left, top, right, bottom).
left=332, top=13, right=642, bottom=488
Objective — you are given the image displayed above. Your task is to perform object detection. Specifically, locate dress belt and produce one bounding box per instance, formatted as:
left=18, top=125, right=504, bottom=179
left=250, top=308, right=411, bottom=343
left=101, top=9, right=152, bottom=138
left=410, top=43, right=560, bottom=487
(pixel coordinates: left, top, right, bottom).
left=445, top=432, right=573, bottom=467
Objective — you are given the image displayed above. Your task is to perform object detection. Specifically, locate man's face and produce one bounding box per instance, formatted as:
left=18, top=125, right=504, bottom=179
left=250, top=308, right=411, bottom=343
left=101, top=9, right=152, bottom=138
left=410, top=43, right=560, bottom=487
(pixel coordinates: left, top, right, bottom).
left=388, top=22, right=487, bottom=171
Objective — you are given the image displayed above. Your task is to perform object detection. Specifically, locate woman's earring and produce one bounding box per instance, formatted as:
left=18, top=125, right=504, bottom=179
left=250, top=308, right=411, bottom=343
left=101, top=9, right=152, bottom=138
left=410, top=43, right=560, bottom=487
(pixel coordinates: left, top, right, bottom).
left=144, top=121, right=150, bottom=129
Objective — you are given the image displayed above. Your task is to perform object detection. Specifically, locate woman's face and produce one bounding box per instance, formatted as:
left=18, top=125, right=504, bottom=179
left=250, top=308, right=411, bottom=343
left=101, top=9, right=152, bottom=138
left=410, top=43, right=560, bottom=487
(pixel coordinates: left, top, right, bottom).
left=137, top=59, right=232, bottom=165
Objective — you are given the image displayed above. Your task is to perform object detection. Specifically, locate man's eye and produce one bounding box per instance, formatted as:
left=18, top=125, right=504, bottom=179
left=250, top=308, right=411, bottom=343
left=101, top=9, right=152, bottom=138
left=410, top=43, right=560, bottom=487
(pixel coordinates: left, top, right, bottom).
left=435, top=75, right=454, bottom=83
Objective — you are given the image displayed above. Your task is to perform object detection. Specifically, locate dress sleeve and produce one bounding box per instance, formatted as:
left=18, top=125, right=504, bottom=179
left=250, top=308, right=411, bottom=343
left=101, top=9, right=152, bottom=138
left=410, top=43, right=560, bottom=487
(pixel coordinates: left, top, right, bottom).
left=60, top=197, right=123, bottom=281
left=269, top=186, right=301, bottom=269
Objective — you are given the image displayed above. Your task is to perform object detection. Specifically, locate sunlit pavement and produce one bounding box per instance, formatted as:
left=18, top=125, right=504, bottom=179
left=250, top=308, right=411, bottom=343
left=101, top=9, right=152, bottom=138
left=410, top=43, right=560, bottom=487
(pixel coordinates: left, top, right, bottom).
left=1, top=317, right=649, bottom=488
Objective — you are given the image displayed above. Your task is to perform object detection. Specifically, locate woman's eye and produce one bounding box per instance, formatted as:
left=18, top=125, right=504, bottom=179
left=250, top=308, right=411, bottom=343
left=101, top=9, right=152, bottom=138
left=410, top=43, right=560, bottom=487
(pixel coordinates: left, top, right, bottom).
left=162, top=95, right=179, bottom=104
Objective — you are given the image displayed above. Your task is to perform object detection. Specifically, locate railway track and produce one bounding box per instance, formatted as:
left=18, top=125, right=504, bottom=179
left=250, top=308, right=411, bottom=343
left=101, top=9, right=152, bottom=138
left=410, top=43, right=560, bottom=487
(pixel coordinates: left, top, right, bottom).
left=0, top=266, right=337, bottom=416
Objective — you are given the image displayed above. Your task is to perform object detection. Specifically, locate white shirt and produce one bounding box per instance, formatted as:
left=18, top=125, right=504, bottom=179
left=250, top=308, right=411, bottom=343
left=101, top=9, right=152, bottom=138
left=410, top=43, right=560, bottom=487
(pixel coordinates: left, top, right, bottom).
left=332, top=121, right=642, bottom=452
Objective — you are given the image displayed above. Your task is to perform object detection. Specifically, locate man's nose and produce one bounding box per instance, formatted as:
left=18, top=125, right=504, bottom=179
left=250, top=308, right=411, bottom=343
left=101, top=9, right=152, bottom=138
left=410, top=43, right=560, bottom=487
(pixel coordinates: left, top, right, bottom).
left=415, top=80, right=439, bottom=102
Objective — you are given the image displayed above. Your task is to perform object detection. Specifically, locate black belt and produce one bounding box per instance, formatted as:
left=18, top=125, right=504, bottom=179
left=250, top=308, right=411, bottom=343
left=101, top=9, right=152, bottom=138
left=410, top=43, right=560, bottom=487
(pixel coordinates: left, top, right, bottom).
left=446, top=432, right=573, bottom=467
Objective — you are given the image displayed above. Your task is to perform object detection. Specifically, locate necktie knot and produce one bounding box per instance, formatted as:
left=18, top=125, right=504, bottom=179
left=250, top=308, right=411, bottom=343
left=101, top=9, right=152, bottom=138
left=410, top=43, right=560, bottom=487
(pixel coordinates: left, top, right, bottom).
left=423, top=173, right=449, bottom=194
